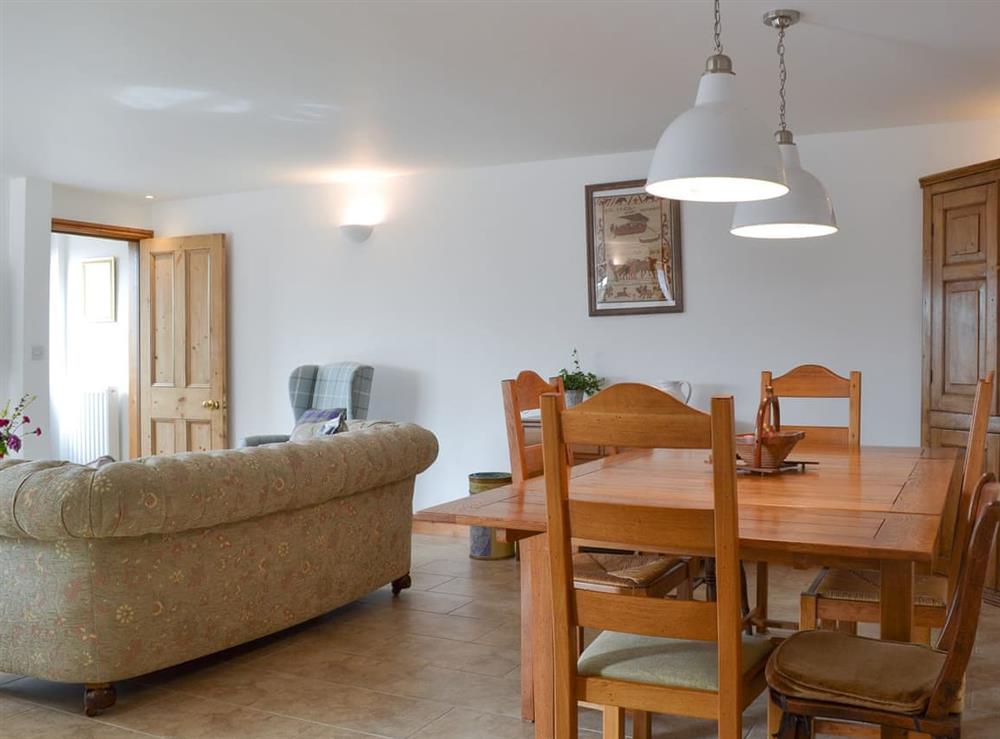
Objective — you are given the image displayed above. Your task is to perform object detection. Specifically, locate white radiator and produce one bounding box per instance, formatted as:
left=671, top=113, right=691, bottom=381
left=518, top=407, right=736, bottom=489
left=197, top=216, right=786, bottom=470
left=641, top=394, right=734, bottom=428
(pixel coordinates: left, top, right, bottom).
left=65, top=388, right=120, bottom=463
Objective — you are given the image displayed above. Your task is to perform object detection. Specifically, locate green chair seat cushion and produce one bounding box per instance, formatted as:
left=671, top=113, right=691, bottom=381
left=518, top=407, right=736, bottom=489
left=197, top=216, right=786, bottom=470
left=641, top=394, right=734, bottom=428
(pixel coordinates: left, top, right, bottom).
left=578, top=631, right=775, bottom=691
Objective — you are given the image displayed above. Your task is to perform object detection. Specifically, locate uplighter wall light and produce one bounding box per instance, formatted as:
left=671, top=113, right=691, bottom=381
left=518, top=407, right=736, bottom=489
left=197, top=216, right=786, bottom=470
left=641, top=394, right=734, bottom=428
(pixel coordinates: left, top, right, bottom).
left=340, top=191, right=386, bottom=243
left=340, top=224, right=375, bottom=242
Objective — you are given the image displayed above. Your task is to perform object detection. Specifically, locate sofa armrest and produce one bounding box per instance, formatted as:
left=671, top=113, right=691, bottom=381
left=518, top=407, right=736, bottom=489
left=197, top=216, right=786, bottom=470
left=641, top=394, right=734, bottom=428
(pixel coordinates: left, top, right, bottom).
left=241, top=434, right=291, bottom=447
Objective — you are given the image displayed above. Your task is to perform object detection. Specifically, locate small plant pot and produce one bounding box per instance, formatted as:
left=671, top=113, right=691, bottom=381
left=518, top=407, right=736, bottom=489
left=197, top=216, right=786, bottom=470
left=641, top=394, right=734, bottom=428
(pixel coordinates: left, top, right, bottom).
left=564, top=389, right=585, bottom=407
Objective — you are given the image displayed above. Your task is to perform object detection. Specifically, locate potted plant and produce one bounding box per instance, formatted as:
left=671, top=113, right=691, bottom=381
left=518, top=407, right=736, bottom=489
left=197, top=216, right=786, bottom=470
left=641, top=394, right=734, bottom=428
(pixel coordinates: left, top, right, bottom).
left=0, top=394, right=42, bottom=459
left=559, top=349, right=603, bottom=407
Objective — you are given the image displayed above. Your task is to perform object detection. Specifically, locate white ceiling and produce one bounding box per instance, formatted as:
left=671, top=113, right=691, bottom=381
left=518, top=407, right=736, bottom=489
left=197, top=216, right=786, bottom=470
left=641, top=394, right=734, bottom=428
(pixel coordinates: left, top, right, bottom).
left=3, top=0, right=1000, bottom=200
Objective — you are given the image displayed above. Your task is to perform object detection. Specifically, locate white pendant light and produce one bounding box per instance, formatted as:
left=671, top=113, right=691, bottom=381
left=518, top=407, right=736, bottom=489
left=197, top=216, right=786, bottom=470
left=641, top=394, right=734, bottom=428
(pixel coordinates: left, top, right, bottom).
left=731, top=9, right=837, bottom=238
left=646, top=0, right=787, bottom=203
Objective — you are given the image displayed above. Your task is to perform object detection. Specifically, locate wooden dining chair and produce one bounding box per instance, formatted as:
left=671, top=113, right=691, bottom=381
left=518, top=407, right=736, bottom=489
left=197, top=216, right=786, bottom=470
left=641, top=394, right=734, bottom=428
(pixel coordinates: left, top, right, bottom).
left=752, top=364, right=862, bottom=634
left=760, top=364, right=862, bottom=449
left=540, top=385, right=775, bottom=739
left=767, top=483, right=1000, bottom=739
left=799, top=372, right=994, bottom=643
left=502, top=371, right=691, bottom=604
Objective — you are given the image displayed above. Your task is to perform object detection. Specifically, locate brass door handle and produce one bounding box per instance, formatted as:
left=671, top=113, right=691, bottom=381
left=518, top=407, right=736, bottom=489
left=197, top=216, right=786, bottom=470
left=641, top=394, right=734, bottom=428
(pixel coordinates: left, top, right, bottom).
left=202, top=400, right=221, bottom=410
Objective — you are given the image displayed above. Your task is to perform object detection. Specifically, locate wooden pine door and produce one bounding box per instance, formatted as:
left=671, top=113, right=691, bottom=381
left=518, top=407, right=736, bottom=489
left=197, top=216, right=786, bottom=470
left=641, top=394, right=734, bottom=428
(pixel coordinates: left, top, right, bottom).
left=139, top=234, right=228, bottom=455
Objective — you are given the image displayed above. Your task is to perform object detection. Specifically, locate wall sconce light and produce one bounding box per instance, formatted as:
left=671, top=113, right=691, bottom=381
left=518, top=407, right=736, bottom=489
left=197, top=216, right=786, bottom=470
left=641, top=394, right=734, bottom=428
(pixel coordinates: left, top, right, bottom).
left=340, top=224, right=375, bottom=242
left=340, top=192, right=385, bottom=243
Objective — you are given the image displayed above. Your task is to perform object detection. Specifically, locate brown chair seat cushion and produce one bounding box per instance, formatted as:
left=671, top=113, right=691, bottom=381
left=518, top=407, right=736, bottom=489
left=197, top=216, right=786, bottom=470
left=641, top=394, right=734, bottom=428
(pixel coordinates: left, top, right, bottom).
left=814, top=568, right=947, bottom=608
left=572, top=552, right=683, bottom=589
left=766, top=630, right=952, bottom=715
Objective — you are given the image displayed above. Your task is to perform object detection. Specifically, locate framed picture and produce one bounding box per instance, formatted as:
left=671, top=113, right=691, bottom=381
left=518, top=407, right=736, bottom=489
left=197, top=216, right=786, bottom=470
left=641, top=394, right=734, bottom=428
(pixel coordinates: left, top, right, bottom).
left=585, top=179, right=683, bottom=316
left=82, top=257, right=117, bottom=322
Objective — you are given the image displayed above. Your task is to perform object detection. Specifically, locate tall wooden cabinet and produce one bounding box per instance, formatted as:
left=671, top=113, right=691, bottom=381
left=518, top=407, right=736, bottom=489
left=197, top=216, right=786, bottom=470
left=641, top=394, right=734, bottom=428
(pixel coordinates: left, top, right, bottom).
left=921, top=158, right=1000, bottom=600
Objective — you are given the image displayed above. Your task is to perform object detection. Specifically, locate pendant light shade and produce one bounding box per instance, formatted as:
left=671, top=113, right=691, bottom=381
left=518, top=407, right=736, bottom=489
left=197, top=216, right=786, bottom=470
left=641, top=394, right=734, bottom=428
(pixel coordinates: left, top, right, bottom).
left=646, top=60, right=788, bottom=203
left=730, top=139, right=837, bottom=238
left=731, top=8, right=837, bottom=239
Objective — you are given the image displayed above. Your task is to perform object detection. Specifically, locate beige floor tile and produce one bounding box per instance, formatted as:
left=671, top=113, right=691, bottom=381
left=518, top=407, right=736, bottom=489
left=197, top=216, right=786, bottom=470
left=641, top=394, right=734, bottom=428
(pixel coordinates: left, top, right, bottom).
left=404, top=572, right=457, bottom=591
left=363, top=633, right=519, bottom=677
left=413, top=558, right=511, bottom=579
left=0, top=676, right=153, bottom=714
left=347, top=604, right=508, bottom=641
left=0, top=690, right=36, bottom=721
left=359, top=587, right=473, bottom=614
left=0, top=705, right=154, bottom=737
left=410, top=707, right=534, bottom=738
left=429, top=575, right=521, bottom=599
left=246, top=643, right=522, bottom=718
left=447, top=597, right=521, bottom=621
left=97, top=691, right=371, bottom=738
left=475, top=622, right=522, bottom=650
left=151, top=664, right=449, bottom=737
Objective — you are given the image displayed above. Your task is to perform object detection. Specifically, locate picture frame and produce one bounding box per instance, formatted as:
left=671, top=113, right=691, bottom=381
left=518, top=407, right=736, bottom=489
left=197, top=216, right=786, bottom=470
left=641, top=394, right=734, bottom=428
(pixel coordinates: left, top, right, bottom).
left=82, top=257, right=117, bottom=322
left=585, top=179, right=683, bottom=316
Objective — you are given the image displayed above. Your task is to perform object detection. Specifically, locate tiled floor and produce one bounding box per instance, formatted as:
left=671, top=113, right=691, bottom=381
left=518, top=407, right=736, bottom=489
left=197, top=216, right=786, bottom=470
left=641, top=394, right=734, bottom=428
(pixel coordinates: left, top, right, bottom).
left=1, top=533, right=998, bottom=738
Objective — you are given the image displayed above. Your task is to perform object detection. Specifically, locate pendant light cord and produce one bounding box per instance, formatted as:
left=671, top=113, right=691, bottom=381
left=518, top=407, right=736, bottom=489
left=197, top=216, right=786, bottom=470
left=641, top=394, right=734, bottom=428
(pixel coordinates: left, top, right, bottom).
left=713, top=0, right=723, bottom=54
left=777, top=21, right=788, bottom=132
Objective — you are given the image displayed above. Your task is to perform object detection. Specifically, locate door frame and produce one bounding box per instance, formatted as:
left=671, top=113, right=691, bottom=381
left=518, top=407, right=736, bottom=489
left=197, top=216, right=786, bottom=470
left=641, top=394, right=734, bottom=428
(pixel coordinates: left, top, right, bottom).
left=51, top=218, right=154, bottom=459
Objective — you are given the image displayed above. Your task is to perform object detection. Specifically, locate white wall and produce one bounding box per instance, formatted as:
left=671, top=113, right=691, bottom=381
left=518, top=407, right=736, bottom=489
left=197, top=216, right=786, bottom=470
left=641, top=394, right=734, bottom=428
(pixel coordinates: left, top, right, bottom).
left=4, top=177, right=54, bottom=458
left=51, top=184, right=152, bottom=229
left=152, top=118, right=1000, bottom=510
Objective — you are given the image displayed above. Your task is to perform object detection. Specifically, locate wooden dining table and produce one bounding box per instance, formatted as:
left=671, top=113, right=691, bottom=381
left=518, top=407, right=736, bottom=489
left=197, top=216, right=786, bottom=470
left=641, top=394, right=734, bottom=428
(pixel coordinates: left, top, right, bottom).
left=415, top=443, right=962, bottom=739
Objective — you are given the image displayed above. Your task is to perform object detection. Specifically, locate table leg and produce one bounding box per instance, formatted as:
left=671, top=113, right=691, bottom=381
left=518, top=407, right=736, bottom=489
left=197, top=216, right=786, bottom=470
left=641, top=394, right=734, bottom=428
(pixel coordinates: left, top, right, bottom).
left=522, top=534, right=554, bottom=738
left=879, top=559, right=914, bottom=739
left=520, top=535, right=534, bottom=722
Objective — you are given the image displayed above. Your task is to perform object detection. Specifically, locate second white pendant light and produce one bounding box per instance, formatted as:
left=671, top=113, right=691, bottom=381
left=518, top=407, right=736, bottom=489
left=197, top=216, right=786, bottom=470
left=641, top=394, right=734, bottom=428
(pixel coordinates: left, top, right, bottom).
left=731, top=9, right=837, bottom=239
left=646, top=0, right=787, bottom=203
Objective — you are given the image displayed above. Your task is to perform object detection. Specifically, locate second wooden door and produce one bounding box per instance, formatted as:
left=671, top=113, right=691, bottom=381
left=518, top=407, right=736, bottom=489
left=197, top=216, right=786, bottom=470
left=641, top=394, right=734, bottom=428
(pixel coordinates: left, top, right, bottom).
left=139, top=234, right=227, bottom=455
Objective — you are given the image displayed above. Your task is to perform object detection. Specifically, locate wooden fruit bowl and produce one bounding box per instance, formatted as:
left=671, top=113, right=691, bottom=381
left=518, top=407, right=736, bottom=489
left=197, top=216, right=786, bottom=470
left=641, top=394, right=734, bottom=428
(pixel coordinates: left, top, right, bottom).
left=735, top=430, right=805, bottom=469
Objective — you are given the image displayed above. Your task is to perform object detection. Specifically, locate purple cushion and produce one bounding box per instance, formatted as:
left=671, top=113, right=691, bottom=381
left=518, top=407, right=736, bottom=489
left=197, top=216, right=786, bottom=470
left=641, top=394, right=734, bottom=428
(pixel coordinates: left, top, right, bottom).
left=298, top=408, right=346, bottom=423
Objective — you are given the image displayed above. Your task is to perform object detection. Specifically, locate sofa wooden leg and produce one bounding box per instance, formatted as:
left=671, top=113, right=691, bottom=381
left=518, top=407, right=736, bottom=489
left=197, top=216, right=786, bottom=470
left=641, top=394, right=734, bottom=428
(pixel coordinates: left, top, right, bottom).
left=84, top=683, right=116, bottom=716
left=391, top=573, right=412, bottom=596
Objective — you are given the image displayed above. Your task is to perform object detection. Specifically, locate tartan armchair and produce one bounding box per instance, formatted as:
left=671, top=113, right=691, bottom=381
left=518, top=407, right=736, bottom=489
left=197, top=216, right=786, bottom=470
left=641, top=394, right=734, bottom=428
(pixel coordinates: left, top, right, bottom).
left=241, top=362, right=375, bottom=447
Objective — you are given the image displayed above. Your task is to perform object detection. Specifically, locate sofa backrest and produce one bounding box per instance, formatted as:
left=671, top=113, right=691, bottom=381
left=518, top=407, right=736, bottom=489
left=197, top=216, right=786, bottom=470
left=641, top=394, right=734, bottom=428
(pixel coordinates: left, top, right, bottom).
left=0, top=422, right=436, bottom=541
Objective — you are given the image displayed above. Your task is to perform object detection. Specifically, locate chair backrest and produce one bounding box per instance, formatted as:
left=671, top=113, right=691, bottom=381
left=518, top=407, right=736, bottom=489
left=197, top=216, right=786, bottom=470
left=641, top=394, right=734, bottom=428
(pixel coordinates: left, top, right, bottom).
left=501, top=370, right=569, bottom=484
left=288, top=362, right=374, bottom=421
left=760, top=365, right=861, bottom=449
left=947, top=372, right=994, bottom=580
left=540, top=384, right=742, bottom=736
left=927, top=487, right=1000, bottom=718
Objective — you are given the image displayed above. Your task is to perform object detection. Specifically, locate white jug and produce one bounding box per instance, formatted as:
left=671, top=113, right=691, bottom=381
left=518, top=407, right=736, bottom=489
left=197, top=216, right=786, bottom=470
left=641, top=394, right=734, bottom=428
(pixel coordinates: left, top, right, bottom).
left=657, top=380, right=692, bottom=404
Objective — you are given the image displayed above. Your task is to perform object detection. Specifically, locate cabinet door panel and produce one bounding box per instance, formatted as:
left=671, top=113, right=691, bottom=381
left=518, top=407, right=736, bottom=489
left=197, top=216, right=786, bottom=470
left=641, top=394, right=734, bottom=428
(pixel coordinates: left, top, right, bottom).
left=930, top=182, right=998, bottom=414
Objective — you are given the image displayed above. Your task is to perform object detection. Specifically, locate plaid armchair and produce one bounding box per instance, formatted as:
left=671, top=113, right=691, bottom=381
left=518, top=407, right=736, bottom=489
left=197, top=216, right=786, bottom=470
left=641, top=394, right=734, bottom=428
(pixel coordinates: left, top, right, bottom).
left=242, top=362, right=375, bottom=447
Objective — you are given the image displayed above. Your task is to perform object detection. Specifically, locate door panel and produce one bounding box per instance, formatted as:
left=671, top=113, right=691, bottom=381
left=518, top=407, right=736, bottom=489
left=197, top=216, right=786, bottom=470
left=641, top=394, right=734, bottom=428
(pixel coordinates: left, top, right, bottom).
left=930, top=183, right=998, bottom=414
left=140, top=234, right=227, bottom=456
left=186, top=420, right=213, bottom=452
left=152, top=420, right=176, bottom=456
left=942, top=279, right=986, bottom=394
left=152, top=252, right=175, bottom=385
left=185, top=248, right=212, bottom=387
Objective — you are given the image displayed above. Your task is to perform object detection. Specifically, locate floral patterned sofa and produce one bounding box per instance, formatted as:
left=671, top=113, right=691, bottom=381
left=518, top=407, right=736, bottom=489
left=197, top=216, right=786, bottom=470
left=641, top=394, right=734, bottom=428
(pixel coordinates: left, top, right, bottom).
left=0, top=421, right=437, bottom=715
